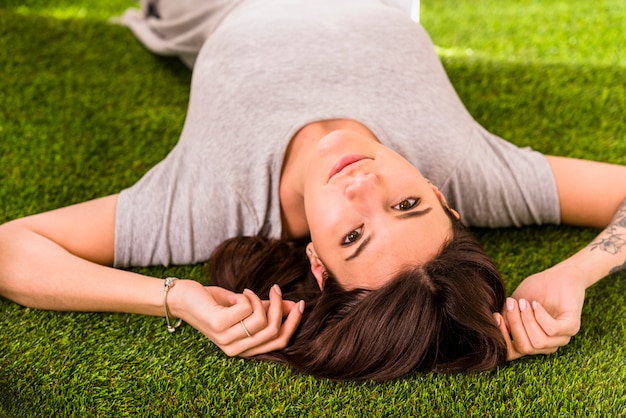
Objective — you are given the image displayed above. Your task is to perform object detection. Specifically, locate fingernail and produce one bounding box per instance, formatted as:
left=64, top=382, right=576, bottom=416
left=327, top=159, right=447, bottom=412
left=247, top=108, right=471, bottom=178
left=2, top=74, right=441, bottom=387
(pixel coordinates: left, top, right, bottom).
left=243, top=288, right=254, bottom=295
left=494, top=312, right=501, bottom=326
left=506, top=298, right=515, bottom=312
left=519, top=299, right=527, bottom=312
left=273, top=284, right=282, bottom=296
left=532, top=301, right=538, bottom=310
left=298, top=300, right=305, bottom=314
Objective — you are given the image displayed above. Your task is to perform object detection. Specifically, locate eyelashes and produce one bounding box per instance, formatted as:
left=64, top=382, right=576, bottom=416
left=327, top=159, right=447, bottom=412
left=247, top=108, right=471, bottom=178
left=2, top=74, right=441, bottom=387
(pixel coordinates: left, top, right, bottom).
left=340, top=197, right=420, bottom=246
left=341, top=225, right=363, bottom=246
left=393, top=198, right=419, bottom=211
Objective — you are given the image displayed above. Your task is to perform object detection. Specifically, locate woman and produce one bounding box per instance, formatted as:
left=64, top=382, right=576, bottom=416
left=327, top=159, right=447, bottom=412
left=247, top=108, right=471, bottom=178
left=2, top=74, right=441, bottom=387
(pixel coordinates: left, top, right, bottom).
left=0, top=0, right=624, bottom=380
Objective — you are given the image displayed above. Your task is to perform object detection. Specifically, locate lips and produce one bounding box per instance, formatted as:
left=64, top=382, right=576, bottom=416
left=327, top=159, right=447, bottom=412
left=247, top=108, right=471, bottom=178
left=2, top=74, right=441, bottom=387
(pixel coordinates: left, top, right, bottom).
left=328, top=154, right=369, bottom=181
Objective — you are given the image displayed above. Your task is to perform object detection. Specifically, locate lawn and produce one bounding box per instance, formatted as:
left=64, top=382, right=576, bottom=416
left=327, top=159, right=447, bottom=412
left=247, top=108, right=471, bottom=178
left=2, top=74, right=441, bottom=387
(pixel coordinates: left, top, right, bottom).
left=0, top=0, right=624, bottom=416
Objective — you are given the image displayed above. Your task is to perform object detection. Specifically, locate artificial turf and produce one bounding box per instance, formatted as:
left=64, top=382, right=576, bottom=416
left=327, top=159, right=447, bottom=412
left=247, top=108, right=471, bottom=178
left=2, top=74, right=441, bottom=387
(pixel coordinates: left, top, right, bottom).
left=0, top=0, right=624, bottom=416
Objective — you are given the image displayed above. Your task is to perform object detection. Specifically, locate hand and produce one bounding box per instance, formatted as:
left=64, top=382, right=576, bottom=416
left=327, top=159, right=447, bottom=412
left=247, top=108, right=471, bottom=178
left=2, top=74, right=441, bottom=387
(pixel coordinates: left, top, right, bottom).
left=168, top=280, right=304, bottom=357
left=497, top=263, right=586, bottom=360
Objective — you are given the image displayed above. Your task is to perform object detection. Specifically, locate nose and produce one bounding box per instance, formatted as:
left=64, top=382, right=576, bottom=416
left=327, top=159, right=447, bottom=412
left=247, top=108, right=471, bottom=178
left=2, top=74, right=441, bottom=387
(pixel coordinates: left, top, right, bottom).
left=345, top=172, right=378, bottom=201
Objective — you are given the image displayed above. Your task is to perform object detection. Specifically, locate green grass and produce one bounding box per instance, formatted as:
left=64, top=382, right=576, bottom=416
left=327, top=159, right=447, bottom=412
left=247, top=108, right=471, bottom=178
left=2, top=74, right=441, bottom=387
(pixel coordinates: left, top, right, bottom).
left=1, top=0, right=625, bottom=416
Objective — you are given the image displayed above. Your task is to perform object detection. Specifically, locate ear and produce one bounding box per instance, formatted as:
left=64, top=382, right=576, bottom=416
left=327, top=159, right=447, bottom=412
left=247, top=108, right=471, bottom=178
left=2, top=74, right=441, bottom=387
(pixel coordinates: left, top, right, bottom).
left=306, top=242, right=327, bottom=290
left=430, top=183, right=461, bottom=220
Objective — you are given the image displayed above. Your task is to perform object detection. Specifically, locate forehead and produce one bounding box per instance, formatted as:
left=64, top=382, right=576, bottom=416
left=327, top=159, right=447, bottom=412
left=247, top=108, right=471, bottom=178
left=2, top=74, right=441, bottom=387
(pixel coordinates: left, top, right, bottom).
left=330, top=208, right=453, bottom=290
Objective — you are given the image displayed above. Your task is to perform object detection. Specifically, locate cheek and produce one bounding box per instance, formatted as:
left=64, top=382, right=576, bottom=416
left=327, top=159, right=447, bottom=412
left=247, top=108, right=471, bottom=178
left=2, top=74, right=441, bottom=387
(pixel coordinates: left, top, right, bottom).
left=307, top=204, right=341, bottom=240
left=305, top=197, right=347, bottom=245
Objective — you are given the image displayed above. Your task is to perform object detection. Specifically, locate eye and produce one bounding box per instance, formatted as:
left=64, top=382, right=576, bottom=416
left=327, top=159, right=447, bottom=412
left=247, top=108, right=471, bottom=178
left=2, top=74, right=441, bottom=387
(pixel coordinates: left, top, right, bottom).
left=393, top=198, right=419, bottom=211
left=341, top=226, right=363, bottom=246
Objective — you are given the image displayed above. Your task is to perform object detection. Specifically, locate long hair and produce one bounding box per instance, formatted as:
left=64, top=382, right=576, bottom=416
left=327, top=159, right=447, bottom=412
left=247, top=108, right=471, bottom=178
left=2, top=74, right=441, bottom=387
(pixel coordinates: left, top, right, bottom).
left=207, top=215, right=507, bottom=381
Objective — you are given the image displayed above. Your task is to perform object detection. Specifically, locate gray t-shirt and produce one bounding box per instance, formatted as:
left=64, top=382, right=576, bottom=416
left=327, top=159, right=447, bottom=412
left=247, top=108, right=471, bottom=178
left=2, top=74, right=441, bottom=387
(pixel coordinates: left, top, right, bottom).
left=115, top=0, right=559, bottom=268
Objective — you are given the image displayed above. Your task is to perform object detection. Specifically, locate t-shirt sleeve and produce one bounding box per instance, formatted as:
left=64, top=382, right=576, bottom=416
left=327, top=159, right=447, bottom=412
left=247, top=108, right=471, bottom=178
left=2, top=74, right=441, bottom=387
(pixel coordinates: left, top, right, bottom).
left=441, top=126, right=561, bottom=228
left=120, top=0, right=244, bottom=68
left=113, top=146, right=262, bottom=268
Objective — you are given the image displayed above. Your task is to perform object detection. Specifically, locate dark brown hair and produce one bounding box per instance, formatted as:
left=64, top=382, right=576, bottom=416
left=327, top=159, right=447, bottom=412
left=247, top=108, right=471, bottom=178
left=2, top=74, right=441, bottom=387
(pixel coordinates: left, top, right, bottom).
left=208, top=215, right=507, bottom=381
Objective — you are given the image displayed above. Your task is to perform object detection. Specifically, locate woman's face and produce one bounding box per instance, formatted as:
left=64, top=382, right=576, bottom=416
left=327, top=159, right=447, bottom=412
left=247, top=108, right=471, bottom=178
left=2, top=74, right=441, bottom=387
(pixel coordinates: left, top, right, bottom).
left=303, top=129, right=455, bottom=290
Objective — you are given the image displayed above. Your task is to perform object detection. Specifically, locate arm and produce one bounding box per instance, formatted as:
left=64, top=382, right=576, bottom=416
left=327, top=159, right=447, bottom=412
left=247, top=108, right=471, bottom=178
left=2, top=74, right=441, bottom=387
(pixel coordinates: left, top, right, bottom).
left=0, top=195, right=302, bottom=357
left=546, top=155, right=626, bottom=228
left=499, top=156, right=626, bottom=359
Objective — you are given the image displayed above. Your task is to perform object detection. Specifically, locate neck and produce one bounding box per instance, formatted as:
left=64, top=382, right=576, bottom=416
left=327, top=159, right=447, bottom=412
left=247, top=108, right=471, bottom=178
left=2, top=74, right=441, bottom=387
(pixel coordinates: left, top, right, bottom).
left=279, top=119, right=375, bottom=239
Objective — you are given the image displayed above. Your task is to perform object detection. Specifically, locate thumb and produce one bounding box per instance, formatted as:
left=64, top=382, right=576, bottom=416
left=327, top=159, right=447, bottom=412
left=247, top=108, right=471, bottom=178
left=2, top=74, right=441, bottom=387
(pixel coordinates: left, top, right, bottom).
left=531, top=301, right=580, bottom=337
left=203, top=286, right=238, bottom=306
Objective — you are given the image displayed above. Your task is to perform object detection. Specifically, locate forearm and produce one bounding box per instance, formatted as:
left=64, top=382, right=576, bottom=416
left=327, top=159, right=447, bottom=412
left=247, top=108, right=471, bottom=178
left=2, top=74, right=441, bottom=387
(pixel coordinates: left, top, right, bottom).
left=556, top=198, right=626, bottom=288
left=0, top=222, right=164, bottom=315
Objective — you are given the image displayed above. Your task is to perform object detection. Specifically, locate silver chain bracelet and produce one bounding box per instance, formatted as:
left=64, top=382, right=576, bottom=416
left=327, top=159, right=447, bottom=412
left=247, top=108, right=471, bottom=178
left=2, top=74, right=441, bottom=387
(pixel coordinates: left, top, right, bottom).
left=163, top=277, right=183, bottom=333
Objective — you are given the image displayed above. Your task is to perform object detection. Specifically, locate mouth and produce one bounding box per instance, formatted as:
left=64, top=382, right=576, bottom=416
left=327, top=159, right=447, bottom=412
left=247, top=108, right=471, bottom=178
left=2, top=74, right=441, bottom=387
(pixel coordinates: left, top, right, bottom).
left=328, top=154, right=369, bottom=182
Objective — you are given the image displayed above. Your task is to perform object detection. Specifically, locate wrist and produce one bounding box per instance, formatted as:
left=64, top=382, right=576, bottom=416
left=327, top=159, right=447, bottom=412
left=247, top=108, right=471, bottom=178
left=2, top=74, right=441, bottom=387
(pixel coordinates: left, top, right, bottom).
left=555, top=253, right=598, bottom=289
left=164, top=278, right=200, bottom=321
left=163, top=278, right=183, bottom=332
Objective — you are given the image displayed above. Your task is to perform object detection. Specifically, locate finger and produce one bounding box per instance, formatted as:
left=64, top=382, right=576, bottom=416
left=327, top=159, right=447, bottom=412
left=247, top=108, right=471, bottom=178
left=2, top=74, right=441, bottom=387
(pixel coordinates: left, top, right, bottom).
left=210, top=291, right=254, bottom=332
left=503, top=297, right=550, bottom=356
left=518, top=299, right=567, bottom=354
left=282, top=300, right=297, bottom=312
left=192, top=290, right=254, bottom=351
left=211, top=289, right=271, bottom=354
left=266, top=284, right=285, bottom=328
left=216, top=288, right=269, bottom=347
left=532, top=301, right=579, bottom=337
left=222, top=285, right=303, bottom=358
left=202, top=285, right=249, bottom=315
left=207, top=286, right=238, bottom=306
left=241, top=299, right=305, bottom=357
left=202, top=292, right=257, bottom=349
left=242, top=284, right=284, bottom=342
left=494, top=312, right=523, bottom=361
left=239, top=288, right=270, bottom=335
left=530, top=301, right=559, bottom=336
left=503, top=297, right=534, bottom=355
left=261, top=299, right=297, bottom=313
left=220, top=286, right=280, bottom=349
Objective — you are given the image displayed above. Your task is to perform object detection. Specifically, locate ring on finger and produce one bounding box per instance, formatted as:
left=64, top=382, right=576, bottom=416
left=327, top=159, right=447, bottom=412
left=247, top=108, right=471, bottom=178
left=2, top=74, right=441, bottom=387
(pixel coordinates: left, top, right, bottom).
left=240, top=320, right=252, bottom=338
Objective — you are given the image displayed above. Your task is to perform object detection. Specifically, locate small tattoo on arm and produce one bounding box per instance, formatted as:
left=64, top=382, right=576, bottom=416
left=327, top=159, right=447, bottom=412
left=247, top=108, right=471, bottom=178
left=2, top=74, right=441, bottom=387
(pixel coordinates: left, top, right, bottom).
left=590, top=235, right=626, bottom=255
left=590, top=199, right=626, bottom=274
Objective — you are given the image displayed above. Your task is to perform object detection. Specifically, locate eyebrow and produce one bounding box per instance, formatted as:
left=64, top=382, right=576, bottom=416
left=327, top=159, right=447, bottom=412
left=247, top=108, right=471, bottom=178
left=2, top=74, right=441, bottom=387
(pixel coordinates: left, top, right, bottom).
left=344, top=207, right=433, bottom=261
left=345, top=235, right=372, bottom=261
left=396, top=207, right=432, bottom=219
